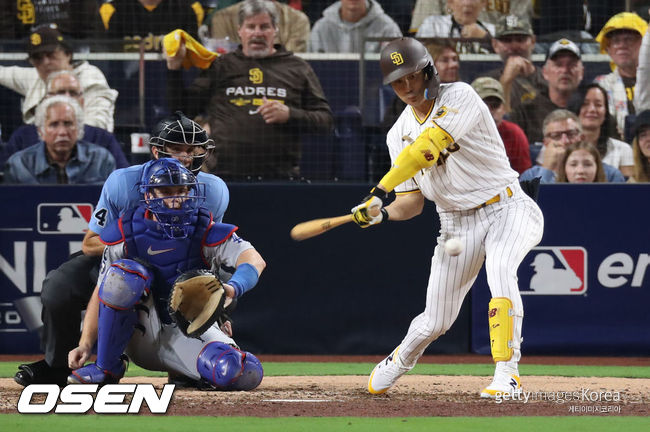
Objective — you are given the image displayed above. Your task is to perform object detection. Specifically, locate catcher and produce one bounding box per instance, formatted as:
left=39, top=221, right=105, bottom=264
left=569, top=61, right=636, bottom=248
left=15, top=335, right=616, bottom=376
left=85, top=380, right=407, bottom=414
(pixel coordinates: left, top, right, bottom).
left=67, top=158, right=265, bottom=390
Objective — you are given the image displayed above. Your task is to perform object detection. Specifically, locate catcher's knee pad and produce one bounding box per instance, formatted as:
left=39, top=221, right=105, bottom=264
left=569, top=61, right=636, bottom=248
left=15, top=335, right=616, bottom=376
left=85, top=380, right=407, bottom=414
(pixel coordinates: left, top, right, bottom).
left=99, top=259, right=152, bottom=309
left=197, top=342, right=263, bottom=391
left=488, top=297, right=521, bottom=362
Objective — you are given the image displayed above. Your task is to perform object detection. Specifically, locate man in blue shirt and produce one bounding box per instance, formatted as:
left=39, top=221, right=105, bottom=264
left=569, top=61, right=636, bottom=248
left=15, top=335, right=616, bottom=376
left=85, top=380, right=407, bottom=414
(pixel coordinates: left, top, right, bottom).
left=3, top=95, right=116, bottom=184
left=14, top=112, right=230, bottom=387
left=1, top=71, right=129, bottom=168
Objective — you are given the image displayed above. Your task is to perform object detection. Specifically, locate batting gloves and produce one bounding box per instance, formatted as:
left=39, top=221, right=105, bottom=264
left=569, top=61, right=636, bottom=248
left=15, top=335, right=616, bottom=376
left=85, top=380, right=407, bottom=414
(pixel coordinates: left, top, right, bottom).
left=351, top=187, right=389, bottom=228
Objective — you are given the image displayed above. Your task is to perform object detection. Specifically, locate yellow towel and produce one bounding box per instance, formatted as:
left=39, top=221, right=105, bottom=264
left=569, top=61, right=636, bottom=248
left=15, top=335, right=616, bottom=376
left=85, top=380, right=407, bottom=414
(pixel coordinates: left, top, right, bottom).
left=163, top=29, right=218, bottom=70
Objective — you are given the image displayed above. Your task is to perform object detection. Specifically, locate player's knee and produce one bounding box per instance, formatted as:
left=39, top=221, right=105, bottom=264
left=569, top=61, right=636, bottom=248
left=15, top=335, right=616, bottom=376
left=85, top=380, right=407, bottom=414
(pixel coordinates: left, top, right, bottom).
left=420, top=318, right=453, bottom=340
left=98, top=259, right=152, bottom=309
left=197, top=342, right=263, bottom=391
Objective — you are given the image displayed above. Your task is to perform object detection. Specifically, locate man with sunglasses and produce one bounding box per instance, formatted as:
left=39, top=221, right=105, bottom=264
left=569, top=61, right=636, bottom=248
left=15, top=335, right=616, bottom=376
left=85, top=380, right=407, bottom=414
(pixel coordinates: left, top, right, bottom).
left=0, top=24, right=117, bottom=132
left=1, top=71, right=129, bottom=168
left=14, top=112, right=230, bottom=387
left=520, top=109, right=625, bottom=183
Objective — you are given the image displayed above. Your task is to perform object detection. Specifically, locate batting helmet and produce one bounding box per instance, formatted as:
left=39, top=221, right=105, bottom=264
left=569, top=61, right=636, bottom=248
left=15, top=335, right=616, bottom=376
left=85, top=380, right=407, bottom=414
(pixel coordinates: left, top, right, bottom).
left=380, top=37, right=440, bottom=100
left=150, top=111, right=215, bottom=174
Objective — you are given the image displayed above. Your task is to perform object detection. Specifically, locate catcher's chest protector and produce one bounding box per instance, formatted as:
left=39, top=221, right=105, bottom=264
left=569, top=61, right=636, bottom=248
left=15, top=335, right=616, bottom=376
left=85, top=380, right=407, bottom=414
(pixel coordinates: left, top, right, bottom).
left=120, top=207, right=212, bottom=322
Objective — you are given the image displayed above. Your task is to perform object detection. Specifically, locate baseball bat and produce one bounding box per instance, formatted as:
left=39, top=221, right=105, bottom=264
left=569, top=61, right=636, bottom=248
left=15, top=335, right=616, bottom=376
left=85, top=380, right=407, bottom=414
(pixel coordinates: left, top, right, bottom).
left=290, top=214, right=354, bottom=241
left=290, top=206, right=382, bottom=241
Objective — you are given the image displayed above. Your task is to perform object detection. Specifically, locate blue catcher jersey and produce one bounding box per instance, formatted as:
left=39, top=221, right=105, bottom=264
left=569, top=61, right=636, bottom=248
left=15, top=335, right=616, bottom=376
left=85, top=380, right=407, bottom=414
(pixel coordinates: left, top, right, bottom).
left=101, top=206, right=238, bottom=323
left=89, top=160, right=229, bottom=234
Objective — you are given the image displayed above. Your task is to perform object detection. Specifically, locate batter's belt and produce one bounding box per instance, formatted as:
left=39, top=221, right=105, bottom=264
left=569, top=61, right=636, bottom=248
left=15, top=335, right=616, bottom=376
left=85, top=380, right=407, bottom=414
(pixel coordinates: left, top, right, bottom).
left=475, top=186, right=513, bottom=210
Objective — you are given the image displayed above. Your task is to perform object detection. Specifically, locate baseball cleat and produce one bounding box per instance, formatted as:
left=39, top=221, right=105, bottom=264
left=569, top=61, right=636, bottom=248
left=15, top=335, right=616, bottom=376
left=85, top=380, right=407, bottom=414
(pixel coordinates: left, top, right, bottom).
left=480, top=373, right=522, bottom=399
left=368, top=346, right=411, bottom=395
left=68, top=355, right=128, bottom=385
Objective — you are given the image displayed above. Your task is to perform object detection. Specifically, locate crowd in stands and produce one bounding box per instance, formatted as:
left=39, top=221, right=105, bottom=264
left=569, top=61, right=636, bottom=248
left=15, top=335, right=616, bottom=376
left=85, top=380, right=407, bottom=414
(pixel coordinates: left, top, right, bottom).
left=1, top=0, right=650, bottom=184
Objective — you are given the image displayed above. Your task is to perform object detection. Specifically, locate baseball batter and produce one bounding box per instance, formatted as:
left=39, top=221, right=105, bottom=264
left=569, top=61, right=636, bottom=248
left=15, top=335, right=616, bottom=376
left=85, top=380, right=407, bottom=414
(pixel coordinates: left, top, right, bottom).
left=68, top=159, right=265, bottom=390
left=351, top=37, right=544, bottom=398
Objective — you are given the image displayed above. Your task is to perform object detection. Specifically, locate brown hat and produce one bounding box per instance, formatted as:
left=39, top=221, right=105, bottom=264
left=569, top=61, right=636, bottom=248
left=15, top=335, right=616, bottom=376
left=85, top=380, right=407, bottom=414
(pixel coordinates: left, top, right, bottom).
left=495, top=15, right=533, bottom=38
left=27, top=24, right=70, bottom=56
left=471, top=77, right=505, bottom=103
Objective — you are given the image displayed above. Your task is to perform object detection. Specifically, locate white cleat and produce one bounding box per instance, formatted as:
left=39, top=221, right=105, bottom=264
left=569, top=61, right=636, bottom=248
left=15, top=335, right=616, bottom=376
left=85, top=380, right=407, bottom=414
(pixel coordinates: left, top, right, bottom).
left=480, top=372, right=522, bottom=399
left=367, top=346, right=411, bottom=395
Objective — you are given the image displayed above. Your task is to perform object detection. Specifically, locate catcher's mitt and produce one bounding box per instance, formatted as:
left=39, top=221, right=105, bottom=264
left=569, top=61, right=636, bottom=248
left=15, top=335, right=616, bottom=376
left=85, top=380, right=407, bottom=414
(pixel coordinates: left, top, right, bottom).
left=169, top=269, right=226, bottom=338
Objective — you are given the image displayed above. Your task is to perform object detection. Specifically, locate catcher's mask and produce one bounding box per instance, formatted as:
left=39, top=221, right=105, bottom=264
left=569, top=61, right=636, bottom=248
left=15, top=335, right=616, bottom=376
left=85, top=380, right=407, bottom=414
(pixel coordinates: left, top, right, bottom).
left=380, top=37, right=440, bottom=100
left=149, top=111, right=215, bottom=174
left=140, top=158, right=206, bottom=239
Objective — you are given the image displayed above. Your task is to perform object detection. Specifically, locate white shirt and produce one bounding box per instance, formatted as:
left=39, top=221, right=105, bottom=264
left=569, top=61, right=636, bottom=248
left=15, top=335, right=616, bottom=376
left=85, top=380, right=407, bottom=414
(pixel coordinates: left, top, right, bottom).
left=602, top=137, right=634, bottom=168
left=387, top=82, right=518, bottom=212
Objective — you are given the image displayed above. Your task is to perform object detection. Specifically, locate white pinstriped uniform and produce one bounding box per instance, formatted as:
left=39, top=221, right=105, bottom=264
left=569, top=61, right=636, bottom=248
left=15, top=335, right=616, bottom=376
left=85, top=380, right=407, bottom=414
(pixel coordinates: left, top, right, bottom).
left=387, top=82, right=544, bottom=368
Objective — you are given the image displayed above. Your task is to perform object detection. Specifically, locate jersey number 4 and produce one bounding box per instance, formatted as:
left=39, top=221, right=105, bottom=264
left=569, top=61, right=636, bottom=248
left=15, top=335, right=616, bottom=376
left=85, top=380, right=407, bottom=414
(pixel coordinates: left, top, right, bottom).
left=93, top=208, right=108, bottom=227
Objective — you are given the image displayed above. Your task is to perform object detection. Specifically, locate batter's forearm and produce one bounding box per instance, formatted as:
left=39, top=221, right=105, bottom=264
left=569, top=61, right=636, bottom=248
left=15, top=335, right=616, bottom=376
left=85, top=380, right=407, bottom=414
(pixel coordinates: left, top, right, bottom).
left=379, top=126, right=452, bottom=192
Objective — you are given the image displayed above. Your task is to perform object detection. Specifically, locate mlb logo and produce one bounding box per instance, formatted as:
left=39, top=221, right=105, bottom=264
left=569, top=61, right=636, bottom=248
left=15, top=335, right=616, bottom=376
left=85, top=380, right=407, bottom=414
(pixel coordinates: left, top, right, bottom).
left=519, top=247, right=587, bottom=295
left=37, top=203, right=93, bottom=235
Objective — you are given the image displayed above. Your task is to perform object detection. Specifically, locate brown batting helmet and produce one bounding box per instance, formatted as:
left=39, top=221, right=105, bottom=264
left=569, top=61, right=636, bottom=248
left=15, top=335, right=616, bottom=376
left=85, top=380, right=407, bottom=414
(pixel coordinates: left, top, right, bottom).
left=380, top=37, right=440, bottom=100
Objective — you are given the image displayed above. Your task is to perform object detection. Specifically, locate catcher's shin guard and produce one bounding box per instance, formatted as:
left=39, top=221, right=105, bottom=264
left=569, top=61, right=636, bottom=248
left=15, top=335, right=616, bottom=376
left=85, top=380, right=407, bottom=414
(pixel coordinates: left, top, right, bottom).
left=96, top=259, right=151, bottom=374
left=197, top=342, right=263, bottom=391
left=488, top=297, right=522, bottom=363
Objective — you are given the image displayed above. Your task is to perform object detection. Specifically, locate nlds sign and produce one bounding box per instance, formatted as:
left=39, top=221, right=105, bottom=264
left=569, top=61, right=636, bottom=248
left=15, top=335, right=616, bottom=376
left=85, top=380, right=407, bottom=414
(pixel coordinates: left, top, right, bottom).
left=17, top=384, right=175, bottom=414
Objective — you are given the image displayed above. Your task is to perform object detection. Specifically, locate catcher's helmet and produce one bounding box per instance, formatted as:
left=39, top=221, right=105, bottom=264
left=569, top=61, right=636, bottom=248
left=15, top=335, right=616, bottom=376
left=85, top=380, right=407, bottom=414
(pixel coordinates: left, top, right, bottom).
left=380, top=37, right=440, bottom=100
left=150, top=111, right=215, bottom=174
left=140, top=158, right=206, bottom=239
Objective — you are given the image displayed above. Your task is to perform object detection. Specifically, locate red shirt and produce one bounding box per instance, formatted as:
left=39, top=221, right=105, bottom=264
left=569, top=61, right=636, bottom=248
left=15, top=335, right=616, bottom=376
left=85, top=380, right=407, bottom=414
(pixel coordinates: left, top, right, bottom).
left=498, top=119, right=532, bottom=174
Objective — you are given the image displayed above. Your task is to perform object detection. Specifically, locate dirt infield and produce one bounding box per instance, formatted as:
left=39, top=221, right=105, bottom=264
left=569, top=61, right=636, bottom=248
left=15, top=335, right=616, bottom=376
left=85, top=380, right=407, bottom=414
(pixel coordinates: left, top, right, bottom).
left=2, top=375, right=649, bottom=417
left=2, top=355, right=649, bottom=417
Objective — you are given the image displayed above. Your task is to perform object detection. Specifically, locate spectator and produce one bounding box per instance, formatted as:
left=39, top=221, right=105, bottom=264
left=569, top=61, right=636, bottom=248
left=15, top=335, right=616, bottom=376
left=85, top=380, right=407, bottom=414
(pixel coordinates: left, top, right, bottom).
left=510, top=38, right=584, bottom=146
left=210, top=0, right=310, bottom=52
left=9, top=0, right=100, bottom=39
left=568, top=83, right=634, bottom=177
left=2, top=71, right=129, bottom=168
left=519, top=109, right=624, bottom=183
left=308, top=0, right=402, bottom=53
left=98, top=0, right=204, bottom=52
left=3, top=96, right=116, bottom=184
left=426, top=40, right=460, bottom=83
left=485, top=14, right=546, bottom=112
left=0, top=24, right=118, bottom=132
left=594, top=12, right=648, bottom=139
left=471, top=77, right=531, bottom=174
left=630, top=109, right=650, bottom=182
left=165, top=0, right=333, bottom=180
left=635, top=14, right=650, bottom=113
left=556, top=142, right=607, bottom=183
left=415, top=0, right=494, bottom=54
left=410, top=0, right=533, bottom=34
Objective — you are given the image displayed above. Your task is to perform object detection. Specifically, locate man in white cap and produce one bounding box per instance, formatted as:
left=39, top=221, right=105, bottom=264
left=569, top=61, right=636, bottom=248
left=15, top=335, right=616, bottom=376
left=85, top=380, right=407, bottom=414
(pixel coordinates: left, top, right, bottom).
left=510, top=38, right=584, bottom=146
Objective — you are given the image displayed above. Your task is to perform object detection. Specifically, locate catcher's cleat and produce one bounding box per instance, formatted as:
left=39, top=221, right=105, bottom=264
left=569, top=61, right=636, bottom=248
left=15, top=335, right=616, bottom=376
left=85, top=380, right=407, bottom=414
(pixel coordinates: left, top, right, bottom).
left=368, top=346, right=411, bottom=395
left=480, top=367, right=522, bottom=399
left=68, top=355, right=128, bottom=385
left=14, top=359, right=71, bottom=387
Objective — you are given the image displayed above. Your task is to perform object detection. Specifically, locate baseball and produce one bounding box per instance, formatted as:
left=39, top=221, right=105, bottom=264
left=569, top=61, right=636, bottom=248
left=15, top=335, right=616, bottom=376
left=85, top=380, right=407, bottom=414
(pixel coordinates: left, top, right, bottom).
left=445, top=238, right=463, bottom=256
